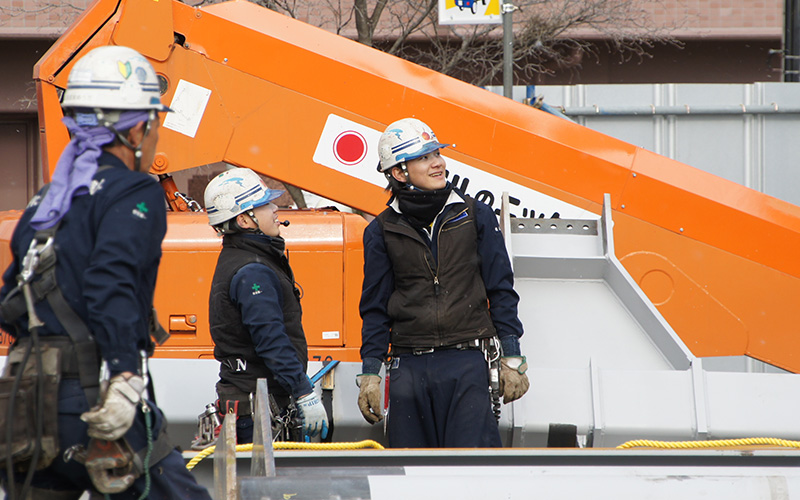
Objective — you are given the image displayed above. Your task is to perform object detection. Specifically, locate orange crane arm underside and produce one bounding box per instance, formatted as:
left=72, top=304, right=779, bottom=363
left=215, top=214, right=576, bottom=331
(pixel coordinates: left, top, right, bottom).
left=29, top=0, right=800, bottom=371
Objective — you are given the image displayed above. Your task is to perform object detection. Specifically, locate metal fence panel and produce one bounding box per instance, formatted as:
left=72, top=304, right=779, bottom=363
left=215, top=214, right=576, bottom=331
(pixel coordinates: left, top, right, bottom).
left=488, top=83, right=800, bottom=206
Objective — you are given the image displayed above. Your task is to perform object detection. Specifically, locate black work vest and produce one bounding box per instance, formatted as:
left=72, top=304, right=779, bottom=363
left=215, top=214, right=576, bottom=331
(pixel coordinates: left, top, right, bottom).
left=378, top=196, right=496, bottom=347
left=208, top=234, right=307, bottom=395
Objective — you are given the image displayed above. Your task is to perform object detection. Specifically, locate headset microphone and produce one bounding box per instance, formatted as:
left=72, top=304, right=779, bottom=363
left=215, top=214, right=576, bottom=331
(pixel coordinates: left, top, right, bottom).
left=279, top=220, right=291, bottom=227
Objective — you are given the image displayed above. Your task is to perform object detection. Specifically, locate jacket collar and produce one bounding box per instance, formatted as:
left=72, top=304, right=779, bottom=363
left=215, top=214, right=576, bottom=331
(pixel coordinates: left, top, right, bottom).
left=388, top=187, right=466, bottom=215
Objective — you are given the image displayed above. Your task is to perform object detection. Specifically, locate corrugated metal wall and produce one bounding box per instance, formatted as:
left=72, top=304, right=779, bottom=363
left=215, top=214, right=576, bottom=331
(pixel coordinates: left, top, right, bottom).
left=488, top=83, right=800, bottom=207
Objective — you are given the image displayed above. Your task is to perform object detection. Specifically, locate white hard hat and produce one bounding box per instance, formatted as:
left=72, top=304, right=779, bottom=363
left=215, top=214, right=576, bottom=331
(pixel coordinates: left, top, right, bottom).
left=62, top=45, right=171, bottom=112
left=204, top=168, right=284, bottom=226
left=377, top=118, right=450, bottom=172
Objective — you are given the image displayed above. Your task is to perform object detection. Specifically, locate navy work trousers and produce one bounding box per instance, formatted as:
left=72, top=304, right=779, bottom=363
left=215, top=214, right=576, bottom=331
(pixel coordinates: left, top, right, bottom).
left=387, top=348, right=502, bottom=448
left=2, top=379, right=211, bottom=500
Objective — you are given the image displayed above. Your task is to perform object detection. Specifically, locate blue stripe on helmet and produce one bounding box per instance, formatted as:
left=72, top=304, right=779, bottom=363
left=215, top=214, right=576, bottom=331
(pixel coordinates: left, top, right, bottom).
left=235, top=185, right=261, bottom=203
left=391, top=137, right=421, bottom=154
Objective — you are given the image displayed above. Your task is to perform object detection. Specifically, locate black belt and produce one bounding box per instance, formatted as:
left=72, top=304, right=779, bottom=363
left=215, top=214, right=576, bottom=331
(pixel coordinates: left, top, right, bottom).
left=392, top=338, right=482, bottom=356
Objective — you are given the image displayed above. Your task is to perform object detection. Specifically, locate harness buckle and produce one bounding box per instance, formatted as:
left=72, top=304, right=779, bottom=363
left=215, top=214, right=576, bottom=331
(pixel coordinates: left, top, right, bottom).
left=19, top=235, right=54, bottom=285
left=412, top=347, right=435, bottom=356
left=456, top=339, right=481, bottom=350
left=482, top=337, right=501, bottom=363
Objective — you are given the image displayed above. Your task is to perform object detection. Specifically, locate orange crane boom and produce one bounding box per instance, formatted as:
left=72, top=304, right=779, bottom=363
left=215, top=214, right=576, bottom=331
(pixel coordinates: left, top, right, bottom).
left=20, top=0, right=800, bottom=371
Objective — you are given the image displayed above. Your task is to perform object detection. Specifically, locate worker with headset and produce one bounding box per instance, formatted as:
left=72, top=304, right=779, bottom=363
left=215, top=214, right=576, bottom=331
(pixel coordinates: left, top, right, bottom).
left=202, top=168, right=328, bottom=446
left=357, top=117, right=530, bottom=447
left=0, top=46, right=210, bottom=499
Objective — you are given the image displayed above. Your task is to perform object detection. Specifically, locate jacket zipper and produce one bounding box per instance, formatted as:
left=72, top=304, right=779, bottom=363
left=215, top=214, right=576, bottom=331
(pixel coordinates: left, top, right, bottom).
left=428, top=206, right=469, bottom=342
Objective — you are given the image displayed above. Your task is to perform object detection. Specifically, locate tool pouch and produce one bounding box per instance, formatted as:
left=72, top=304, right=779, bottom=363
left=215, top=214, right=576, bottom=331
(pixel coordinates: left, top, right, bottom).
left=0, top=340, right=61, bottom=471
left=215, top=382, right=252, bottom=417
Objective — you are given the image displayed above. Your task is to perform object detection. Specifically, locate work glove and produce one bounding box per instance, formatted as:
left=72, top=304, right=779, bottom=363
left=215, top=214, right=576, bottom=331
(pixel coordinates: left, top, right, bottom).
left=356, top=374, right=383, bottom=424
left=297, top=392, right=329, bottom=439
left=499, top=356, right=529, bottom=404
left=81, top=373, right=145, bottom=441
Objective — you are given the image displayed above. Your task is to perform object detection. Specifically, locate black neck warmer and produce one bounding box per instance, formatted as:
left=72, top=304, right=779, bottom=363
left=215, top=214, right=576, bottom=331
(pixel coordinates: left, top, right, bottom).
left=269, top=234, right=286, bottom=254
left=239, top=232, right=286, bottom=255
left=394, top=183, right=454, bottom=230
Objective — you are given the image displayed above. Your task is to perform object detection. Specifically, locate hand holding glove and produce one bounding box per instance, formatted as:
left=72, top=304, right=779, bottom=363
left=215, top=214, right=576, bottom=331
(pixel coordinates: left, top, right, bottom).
left=356, top=374, right=383, bottom=424
left=297, top=392, right=329, bottom=439
left=81, top=373, right=145, bottom=441
left=499, top=356, right=529, bottom=404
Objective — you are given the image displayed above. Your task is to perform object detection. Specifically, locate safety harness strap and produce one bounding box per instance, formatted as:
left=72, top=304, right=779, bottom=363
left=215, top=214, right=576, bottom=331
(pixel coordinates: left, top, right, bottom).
left=131, top=421, right=175, bottom=476
left=44, top=283, right=101, bottom=406
left=27, top=222, right=102, bottom=407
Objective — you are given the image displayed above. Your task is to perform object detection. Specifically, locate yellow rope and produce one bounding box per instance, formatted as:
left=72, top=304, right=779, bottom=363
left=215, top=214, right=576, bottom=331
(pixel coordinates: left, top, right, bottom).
left=189, top=436, right=800, bottom=470
left=186, top=440, right=385, bottom=471
left=617, top=437, right=800, bottom=450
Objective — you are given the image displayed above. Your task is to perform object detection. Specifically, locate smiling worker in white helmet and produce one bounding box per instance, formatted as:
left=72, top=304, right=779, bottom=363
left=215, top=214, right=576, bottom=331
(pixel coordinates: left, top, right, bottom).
left=357, top=117, right=529, bottom=448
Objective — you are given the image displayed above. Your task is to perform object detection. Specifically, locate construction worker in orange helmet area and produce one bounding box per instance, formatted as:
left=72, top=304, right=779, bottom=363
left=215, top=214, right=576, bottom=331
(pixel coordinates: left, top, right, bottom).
left=357, top=118, right=529, bottom=447
left=201, top=168, right=328, bottom=447
left=0, top=46, right=211, bottom=499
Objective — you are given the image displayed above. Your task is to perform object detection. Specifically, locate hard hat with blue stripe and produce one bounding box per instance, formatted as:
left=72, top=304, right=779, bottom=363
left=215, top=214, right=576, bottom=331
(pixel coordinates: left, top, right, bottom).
left=377, top=118, right=451, bottom=172
left=204, top=167, right=284, bottom=226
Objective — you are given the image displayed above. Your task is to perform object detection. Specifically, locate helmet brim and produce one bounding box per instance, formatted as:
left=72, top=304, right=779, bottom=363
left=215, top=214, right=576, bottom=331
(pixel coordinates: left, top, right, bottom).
left=249, top=189, right=285, bottom=210
left=398, top=141, right=451, bottom=163
left=378, top=141, right=451, bottom=171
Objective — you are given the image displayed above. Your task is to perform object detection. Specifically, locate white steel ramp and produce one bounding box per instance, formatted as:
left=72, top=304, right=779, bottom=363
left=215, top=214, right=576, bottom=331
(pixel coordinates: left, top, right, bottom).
left=197, top=195, right=800, bottom=499
left=211, top=376, right=800, bottom=500
left=504, top=194, right=800, bottom=447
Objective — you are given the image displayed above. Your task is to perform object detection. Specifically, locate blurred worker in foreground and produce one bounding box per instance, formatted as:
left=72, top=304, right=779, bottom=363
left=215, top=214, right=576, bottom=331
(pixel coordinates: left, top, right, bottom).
left=357, top=118, right=529, bottom=447
left=202, top=168, right=328, bottom=446
left=0, top=45, right=210, bottom=499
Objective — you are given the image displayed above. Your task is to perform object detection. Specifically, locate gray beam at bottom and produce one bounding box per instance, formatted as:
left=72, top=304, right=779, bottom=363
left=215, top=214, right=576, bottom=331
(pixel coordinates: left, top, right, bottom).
left=187, top=448, right=800, bottom=499
left=238, top=465, right=800, bottom=500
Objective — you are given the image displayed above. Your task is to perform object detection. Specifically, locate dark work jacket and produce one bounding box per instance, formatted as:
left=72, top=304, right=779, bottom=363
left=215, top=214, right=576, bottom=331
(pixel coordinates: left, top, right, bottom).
left=378, top=195, right=496, bottom=347
left=209, top=233, right=310, bottom=398
left=0, top=152, right=165, bottom=376
left=360, top=188, right=523, bottom=365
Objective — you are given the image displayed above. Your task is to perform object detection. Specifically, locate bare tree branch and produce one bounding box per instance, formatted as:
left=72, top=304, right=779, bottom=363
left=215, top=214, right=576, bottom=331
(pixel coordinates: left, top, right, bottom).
left=3, top=0, right=685, bottom=89
left=0, top=0, right=84, bottom=27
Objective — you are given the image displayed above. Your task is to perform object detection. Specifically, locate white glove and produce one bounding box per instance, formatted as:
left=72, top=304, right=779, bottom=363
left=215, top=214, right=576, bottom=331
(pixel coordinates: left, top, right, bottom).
left=81, top=374, right=145, bottom=441
left=297, top=392, right=329, bottom=439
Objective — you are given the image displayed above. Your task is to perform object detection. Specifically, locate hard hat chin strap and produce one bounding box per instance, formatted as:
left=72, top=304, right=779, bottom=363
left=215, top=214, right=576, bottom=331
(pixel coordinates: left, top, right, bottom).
left=214, top=210, right=263, bottom=236
left=244, top=209, right=264, bottom=235
left=100, top=109, right=156, bottom=172
left=385, top=162, right=410, bottom=184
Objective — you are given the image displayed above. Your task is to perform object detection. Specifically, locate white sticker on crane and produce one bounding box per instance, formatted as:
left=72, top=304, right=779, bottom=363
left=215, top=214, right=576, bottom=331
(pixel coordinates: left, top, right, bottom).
left=313, top=114, right=384, bottom=188
left=322, top=331, right=340, bottom=340
left=313, top=113, right=597, bottom=220
left=163, top=80, right=212, bottom=139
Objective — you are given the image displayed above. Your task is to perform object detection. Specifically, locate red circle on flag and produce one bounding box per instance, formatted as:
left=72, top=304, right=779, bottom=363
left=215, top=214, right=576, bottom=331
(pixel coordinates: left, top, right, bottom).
left=333, top=130, right=367, bottom=166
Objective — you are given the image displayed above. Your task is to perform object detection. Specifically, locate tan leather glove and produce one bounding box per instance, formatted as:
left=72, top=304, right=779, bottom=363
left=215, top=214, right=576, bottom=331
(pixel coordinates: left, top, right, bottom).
left=81, top=373, right=145, bottom=440
left=356, top=374, right=383, bottom=424
left=499, top=356, right=529, bottom=404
